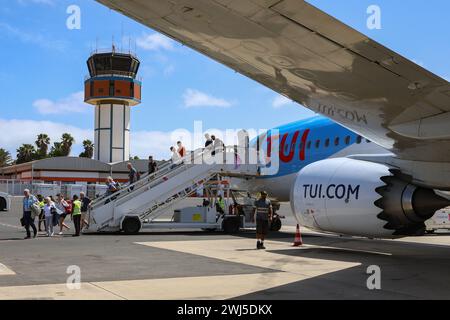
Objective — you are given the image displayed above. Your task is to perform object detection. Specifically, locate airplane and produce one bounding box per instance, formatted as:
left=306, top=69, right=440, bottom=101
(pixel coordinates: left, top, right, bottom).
left=96, top=0, right=450, bottom=238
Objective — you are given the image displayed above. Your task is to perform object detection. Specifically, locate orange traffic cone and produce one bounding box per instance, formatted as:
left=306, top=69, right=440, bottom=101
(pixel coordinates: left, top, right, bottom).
left=293, top=224, right=303, bottom=247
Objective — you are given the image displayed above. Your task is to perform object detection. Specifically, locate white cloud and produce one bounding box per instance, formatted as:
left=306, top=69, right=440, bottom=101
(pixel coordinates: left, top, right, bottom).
left=136, top=33, right=175, bottom=51
left=0, top=118, right=92, bottom=158
left=163, top=65, right=176, bottom=76
left=0, top=22, right=67, bottom=51
left=183, top=89, right=233, bottom=108
left=33, top=91, right=88, bottom=115
left=272, top=95, right=294, bottom=108
left=131, top=131, right=180, bottom=160
left=0, top=118, right=269, bottom=161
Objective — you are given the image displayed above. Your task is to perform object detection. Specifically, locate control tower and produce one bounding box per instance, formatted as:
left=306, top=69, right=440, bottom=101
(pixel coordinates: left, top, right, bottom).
left=84, top=51, right=142, bottom=163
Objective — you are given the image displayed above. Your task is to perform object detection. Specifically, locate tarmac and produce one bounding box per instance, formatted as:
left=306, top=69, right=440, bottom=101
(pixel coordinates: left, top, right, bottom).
left=1, top=197, right=450, bottom=300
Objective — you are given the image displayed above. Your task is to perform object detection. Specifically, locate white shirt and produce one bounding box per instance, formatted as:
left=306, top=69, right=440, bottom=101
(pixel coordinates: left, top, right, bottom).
left=43, top=203, right=56, bottom=217
left=56, top=200, right=68, bottom=213
left=171, top=151, right=181, bottom=163
left=213, top=138, right=224, bottom=148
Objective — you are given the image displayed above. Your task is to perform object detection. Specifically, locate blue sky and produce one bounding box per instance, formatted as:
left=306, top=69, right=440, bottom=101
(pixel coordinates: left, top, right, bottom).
left=0, top=0, right=449, bottom=159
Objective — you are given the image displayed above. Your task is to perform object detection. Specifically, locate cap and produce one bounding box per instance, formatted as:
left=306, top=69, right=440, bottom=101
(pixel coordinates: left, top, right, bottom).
left=260, top=191, right=268, bottom=196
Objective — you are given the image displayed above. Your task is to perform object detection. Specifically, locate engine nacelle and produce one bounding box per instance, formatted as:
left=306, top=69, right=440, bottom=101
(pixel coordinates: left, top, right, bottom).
left=291, top=158, right=450, bottom=238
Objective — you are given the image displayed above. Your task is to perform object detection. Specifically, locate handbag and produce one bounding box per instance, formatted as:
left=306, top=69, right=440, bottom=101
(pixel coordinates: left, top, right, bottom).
left=20, top=217, right=26, bottom=227
left=30, top=202, right=41, bottom=219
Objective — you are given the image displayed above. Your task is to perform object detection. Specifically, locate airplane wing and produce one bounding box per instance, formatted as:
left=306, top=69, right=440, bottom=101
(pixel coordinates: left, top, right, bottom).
left=96, top=0, right=450, bottom=163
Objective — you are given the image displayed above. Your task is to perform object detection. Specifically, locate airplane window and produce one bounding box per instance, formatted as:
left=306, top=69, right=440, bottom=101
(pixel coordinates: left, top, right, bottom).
left=325, top=139, right=330, bottom=147
left=366, top=139, right=371, bottom=143
left=356, top=136, right=362, bottom=144
left=307, top=141, right=311, bottom=149
left=345, top=136, right=351, bottom=145
left=334, top=137, right=340, bottom=146
left=315, top=140, right=320, bottom=149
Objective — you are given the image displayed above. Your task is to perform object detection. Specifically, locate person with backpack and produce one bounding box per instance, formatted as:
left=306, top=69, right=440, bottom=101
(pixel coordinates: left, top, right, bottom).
left=148, top=156, right=158, bottom=175
left=80, top=192, right=91, bottom=230
left=22, top=189, right=38, bottom=239
left=127, top=163, right=140, bottom=190
left=106, top=177, right=119, bottom=196
left=55, top=194, right=71, bottom=236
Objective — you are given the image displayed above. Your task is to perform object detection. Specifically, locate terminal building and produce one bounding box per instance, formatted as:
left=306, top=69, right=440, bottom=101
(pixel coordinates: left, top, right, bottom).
left=0, top=157, right=149, bottom=184
left=0, top=49, right=158, bottom=195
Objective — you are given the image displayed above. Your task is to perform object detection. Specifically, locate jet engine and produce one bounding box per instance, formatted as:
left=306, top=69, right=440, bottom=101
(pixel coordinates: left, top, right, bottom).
left=290, top=158, right=450, bottom=238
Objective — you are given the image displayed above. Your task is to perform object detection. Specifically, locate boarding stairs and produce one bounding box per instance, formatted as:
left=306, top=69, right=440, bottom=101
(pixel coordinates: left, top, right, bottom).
left=85, top=147, right=258, bottom=233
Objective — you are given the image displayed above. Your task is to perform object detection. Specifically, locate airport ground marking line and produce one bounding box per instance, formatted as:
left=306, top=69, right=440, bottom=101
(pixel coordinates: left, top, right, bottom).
left=0, top=222, right=22, bottom=230
left=0, top=263, right=16, bottom=276
left=89, top=282, right=128, bottom=300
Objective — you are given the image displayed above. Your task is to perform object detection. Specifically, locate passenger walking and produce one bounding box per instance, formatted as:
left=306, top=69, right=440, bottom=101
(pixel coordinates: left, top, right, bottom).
left=105, top=177, right=119, bottom=204
left=211, top=135, right=224, bottom=156
left=148, top=156, right=158, bottom=175
left=170, top=146, right=181, bottom=169
left=42, top=197, right=57, bottom=237
left=204, top=133, right=213, bottom=149
left=71, top=195, right=82, bottom=237
left=22, top=189, right=38, bottom=239
left=37, top=194, right=45, bottom=232
left=80, top=192, right=91, bottom=230
left=177, top=141, right=186, bottom=158
left=106, top=177, right=119, bottom=196
left=55, top=194, right=71, bottom=235
left=127, top=162, right=140, bottom=189
left=253, top=191, right=273, bottom=250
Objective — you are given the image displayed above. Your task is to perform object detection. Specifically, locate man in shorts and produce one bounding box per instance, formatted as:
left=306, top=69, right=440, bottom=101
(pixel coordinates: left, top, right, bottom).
left=253, top=191, right=273, bottom=250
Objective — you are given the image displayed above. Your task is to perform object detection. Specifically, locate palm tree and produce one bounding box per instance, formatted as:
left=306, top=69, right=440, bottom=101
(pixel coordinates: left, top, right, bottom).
left=16, top=144, right=36, bottom=164
left=35, top=133, right=50, bottom=159
left=79, top=140, right=94, bottom=159
left=60, top=133, right=75, bottom=156
left=49, top=142, right=64, bottom=158
left=0, top=149, right=12, bottom=167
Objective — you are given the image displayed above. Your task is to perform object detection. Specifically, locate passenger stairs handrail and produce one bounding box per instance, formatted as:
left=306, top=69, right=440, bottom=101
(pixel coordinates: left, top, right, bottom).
left=90, top=145, right=253, bottom=211
left=91, top=147, right=210, bottom=209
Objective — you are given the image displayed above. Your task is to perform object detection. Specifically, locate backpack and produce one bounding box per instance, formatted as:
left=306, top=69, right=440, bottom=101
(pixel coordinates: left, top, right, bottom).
left=65, top=201, right=73, bottom=214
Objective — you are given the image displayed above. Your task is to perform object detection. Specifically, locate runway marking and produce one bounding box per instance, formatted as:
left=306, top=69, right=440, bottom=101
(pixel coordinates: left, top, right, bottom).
left=0, top=263, right=15, bottom=276
left=0, top=222, right=22, bottom=230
